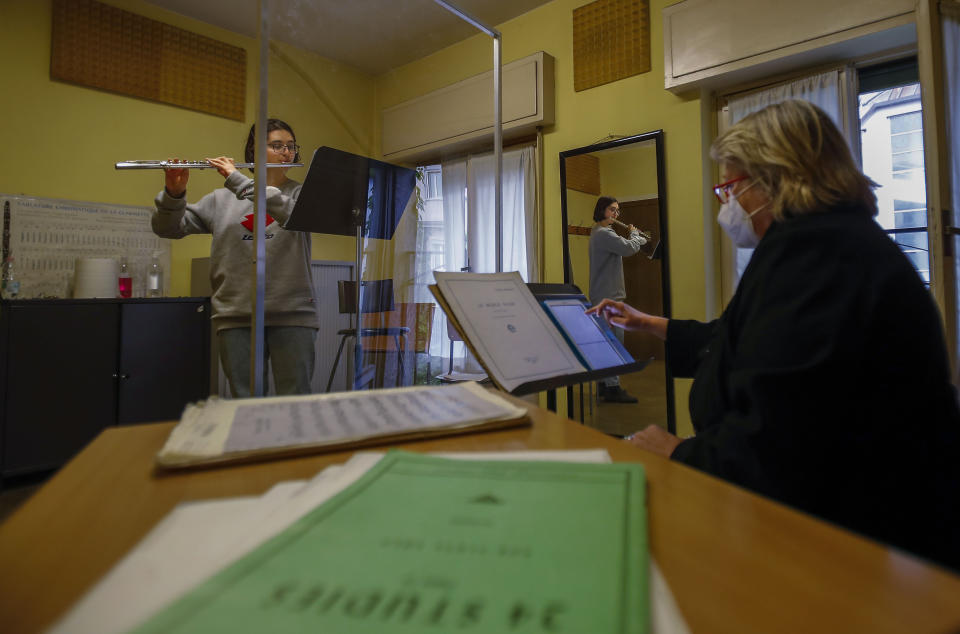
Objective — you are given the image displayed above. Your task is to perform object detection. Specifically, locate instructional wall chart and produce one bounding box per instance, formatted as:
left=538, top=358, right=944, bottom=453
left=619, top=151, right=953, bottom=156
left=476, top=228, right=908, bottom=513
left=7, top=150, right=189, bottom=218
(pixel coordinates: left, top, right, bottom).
left=1, top=194, right=171, bottom=299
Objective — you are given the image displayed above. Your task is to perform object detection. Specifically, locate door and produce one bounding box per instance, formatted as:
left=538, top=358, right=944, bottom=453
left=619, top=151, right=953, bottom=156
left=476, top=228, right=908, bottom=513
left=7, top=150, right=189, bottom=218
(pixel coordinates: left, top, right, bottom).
left=3, top=302, right=118, bottom=475
left=312, top=261, right=355, bottom=393
left=118, top=301, right=210, bottom=424
left=614, top=198, right=669, bottom=429
left=617, top=199, right=664, bottom=361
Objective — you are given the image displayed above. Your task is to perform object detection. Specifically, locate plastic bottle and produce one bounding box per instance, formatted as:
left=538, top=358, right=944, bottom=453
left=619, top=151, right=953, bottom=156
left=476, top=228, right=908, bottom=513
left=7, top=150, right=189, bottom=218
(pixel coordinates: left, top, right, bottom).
left=1, top=256, right=19, bottom=299
left=147, top=253, right=163, bottom=297
left=118, top=257, right=132, bottom=298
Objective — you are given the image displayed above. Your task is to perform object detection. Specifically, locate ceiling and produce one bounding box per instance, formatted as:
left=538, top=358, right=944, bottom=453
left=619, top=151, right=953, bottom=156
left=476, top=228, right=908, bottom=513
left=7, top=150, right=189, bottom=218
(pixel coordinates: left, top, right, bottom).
left=143, top=0, right=555, bottom=75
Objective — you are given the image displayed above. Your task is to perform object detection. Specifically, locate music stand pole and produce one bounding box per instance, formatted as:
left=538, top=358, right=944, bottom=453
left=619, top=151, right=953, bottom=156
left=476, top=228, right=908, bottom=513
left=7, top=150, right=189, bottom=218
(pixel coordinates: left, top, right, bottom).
left=250, top=0, right=269, bottom=397
left=433, top=0, right=503, bottom=272
left=284, top=147, right=416, bottom=392
left=352, top=208, right=363, bottom=391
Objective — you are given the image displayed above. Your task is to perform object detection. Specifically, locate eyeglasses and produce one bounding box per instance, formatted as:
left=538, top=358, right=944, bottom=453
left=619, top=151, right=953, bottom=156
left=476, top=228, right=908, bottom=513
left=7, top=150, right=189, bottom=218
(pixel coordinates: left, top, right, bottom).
left=267, top=142, right=300, bottom=154
left=712, top=175, right=749, bottom=204
left=607, top=206, right=621, bottom=214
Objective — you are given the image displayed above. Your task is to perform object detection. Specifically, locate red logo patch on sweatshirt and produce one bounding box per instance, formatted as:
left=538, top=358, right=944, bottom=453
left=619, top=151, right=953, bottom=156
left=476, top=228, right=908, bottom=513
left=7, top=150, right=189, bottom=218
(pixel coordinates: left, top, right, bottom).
left=241, top=213, right=276, bottom=232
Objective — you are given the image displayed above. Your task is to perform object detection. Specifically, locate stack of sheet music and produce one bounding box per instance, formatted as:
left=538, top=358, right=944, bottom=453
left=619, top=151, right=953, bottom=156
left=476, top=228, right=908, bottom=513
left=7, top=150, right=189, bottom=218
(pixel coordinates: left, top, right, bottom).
left=155, top=382, right=528, bottom=469
left=51, top=450, right=689, bottom=634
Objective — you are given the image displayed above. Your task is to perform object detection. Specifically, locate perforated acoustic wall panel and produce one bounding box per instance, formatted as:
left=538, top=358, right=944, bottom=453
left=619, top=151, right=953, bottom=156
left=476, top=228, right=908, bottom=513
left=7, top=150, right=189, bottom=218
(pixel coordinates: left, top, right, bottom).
left=572, top=0, right=650, bottom=92
left=565, top=154, right=602, bottom=195
left=50, top=0, right=246, bottom=121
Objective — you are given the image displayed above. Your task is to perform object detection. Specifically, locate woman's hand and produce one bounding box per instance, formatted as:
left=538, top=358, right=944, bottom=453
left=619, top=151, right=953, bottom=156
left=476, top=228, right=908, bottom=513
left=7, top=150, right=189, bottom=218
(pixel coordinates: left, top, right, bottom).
left=585, top=299, right=669, bottom=340
left=163, top=158, right=189, bottom=197
left=625, top=425, right=682, bottom=457
left=207, top=156, right=237, bottom=180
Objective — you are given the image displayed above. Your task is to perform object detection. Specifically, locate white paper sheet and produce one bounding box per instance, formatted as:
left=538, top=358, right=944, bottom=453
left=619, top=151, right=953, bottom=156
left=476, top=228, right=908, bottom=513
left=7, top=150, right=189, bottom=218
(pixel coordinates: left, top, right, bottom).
left=158, top=381, right=526, bottom=465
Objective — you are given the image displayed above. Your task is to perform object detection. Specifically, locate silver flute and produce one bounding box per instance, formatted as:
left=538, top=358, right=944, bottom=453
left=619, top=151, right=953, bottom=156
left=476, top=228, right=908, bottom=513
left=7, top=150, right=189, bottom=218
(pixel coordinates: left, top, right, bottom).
left=115, top=160, right=304, bottom=170
left=612, top=219, right=653, bottom=242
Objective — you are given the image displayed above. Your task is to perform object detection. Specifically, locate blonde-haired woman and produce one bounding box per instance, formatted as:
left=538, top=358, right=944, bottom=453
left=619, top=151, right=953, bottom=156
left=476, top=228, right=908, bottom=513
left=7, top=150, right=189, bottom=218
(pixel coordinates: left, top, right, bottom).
left=589, top=100, right=960, bottom=570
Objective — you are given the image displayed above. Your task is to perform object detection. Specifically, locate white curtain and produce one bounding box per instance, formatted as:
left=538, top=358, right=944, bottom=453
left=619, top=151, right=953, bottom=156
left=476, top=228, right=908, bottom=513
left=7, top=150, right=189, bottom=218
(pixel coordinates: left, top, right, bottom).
left=728, top=70, right=843, bottom=127
left=441, top=159, right=467, bottom=276
left=726, top=69, right=845, bottom=280
left=438, top=145, right=537, bottom=371
left=465, top=147, right=537, bottom=279
left=943, top=1, right=960, bottom=369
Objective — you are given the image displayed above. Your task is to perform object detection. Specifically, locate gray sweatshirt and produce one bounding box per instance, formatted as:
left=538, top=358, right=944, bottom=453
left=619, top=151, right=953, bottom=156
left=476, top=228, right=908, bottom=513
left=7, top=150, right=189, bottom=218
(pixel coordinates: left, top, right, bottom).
left=588, top=224, right=646, bottom=304
left=153, top=171, right=318, bottom=332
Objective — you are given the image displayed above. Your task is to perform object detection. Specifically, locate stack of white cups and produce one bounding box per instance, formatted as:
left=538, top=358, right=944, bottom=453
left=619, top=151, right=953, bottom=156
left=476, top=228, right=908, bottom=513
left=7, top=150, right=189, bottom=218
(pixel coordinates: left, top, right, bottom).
left=73, top=258, right=119, bottom=298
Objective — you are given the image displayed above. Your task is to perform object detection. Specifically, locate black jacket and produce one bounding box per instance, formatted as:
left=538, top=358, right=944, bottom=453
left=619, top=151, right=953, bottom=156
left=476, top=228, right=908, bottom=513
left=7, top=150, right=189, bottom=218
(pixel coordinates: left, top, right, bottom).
left=668, top=206, right=960, bottom=571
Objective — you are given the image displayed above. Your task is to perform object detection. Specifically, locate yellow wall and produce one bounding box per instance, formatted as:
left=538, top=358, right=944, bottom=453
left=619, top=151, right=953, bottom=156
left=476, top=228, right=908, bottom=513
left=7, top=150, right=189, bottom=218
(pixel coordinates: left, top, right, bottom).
left=598, top=144, right=660, bottom=200
left=0, top=0, right=374, bottom=296
left=566, top=189, right=596, bottom=296
left=0, top=0, right=699, bottom=433
left=374, top=0, right=700, bottom=434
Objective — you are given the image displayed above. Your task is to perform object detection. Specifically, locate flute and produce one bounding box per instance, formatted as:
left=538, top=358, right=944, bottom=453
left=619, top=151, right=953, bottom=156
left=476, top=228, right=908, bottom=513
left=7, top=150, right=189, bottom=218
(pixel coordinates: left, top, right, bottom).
left=115, top=160, right=304, bottom=170
left=612, top=219, right=652, bottom=242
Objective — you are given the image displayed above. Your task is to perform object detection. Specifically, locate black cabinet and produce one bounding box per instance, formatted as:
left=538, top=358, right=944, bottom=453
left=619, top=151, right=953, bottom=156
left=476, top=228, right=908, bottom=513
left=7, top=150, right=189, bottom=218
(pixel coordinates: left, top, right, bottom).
left=0, top=298, right=210, bottom=478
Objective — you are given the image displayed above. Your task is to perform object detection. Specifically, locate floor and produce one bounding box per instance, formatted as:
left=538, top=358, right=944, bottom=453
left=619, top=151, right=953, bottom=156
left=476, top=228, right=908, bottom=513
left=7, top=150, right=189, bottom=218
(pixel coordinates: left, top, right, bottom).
left=575, top=360, right=670, bottom=438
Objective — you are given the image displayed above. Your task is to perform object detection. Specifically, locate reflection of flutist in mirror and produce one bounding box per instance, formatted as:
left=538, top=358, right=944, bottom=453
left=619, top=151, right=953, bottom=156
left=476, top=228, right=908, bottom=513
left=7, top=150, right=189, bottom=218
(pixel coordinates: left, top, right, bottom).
left=589, top=196, right=648, bottom=403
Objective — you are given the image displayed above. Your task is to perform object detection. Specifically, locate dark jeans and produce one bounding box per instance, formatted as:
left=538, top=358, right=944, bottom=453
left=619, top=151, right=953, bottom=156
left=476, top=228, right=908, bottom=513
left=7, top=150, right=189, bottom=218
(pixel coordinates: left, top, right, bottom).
left=218, top=326, right=317, bottom=397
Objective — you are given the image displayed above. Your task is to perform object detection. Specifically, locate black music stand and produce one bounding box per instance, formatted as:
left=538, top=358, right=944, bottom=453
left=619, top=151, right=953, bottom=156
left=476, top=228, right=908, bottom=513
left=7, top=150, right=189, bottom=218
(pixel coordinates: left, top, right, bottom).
left=288, top=147, right=416, bottom=389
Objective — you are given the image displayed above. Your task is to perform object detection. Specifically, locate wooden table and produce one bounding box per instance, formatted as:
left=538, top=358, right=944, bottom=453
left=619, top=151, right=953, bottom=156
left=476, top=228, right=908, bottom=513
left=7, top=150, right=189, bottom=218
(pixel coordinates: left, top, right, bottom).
left=1, top=400, right=959, bottom=634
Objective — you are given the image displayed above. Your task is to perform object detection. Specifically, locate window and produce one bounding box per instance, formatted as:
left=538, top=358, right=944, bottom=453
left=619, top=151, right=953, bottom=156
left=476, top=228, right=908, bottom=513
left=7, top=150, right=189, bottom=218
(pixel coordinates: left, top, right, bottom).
left=858, top=73, right=929, bottom=284
left=413, top=165, right=445, bottom=297
left=715, top=58, right=935, bottom=309
left=889, top=111, right=924, bottom=179
left=715, top=67, right=847, bottom=302
left=405, top=165, right=446, bottom=380
left=410, top=149, right=536, bottom=378
left=424, top=169, right=442, bottom=200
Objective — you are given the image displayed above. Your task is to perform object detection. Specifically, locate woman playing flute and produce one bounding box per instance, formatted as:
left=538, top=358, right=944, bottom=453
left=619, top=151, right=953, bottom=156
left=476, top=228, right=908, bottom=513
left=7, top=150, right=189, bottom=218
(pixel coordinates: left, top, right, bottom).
left=588, top=196, right=648, bottom=403
left=151, top=118, right=318, bottom=397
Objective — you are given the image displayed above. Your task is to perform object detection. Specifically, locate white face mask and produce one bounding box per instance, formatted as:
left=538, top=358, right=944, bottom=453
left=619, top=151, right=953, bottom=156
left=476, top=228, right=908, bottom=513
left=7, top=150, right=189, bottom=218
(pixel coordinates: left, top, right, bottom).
left=717, top=184, right=768, bottom=248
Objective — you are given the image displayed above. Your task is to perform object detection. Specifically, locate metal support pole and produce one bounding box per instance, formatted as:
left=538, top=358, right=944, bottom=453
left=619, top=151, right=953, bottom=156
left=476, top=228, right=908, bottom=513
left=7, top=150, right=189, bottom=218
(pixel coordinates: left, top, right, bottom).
left=433, top=0, right=503, bottom=272
left=494, top=34, right=503, bottom=273
left=250, top=0, right=269, bottom=397
left=353, top=210, right=363, bottom=391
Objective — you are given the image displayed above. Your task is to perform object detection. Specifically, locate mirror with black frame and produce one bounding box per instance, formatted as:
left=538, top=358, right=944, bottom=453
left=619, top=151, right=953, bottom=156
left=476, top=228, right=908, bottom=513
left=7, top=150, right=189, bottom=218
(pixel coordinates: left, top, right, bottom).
left=559, top=130, right=675, bottom=435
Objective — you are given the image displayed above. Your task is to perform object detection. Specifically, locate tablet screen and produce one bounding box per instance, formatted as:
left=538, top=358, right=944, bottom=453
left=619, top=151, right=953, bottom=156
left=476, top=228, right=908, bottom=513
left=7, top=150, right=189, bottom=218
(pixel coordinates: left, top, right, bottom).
left=541, top=299, right=633, bottom=370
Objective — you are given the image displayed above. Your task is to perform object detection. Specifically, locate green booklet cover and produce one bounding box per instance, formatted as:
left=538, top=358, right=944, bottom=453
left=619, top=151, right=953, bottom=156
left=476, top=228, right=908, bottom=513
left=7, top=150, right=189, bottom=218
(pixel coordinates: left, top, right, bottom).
left=132, top=451, right=649, bottom=633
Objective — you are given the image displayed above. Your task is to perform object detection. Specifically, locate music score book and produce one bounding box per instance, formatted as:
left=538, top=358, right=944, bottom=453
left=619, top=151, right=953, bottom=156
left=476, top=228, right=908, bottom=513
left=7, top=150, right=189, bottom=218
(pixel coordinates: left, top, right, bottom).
left=131, top=451, right=651, bottom=633
left=50, top=450, right=689, bottom=634
left=430, top=272, right=649, bottom=395
left=156, top=382, right=527, bottom=469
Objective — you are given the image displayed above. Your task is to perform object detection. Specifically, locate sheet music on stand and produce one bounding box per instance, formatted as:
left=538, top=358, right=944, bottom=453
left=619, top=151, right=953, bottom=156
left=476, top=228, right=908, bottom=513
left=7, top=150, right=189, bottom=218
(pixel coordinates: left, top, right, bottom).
left=284, top=146, right=415, bottom=240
